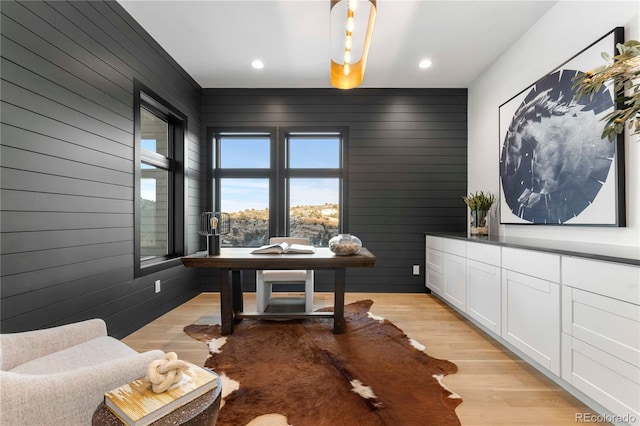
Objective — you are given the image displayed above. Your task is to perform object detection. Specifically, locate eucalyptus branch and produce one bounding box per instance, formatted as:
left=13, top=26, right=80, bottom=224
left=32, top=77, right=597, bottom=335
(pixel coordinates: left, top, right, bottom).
left=572, top=40, right=640, bottom=142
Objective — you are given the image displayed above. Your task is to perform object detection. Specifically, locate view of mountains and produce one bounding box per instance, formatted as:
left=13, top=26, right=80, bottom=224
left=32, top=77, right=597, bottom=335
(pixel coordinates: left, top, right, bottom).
left=222, top=204, right=339, bottom=246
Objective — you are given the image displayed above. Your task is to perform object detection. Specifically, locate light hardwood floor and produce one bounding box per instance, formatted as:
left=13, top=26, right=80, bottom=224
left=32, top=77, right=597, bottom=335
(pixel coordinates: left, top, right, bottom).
left=123, top=292, right=608, bottom=425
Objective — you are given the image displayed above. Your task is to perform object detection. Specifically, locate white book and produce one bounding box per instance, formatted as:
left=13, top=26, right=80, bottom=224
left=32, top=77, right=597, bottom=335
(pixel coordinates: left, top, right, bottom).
left=251, top=242, right=316, bottom=254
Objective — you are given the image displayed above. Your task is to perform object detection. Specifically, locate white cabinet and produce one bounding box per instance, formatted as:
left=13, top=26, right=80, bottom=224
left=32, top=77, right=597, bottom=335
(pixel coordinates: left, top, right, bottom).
left=443, top=239, right=466, bottom=312
left=426, top=236, right=444, bottom=296
left=466, top=242, right=501, bottom=335
left=501, top=247, right=560, bottom=376
left=425, top=234, right=639, bottom=424
left=426, top=236, right=468, bottom=312
left=562, top=257, right=640, bottom=424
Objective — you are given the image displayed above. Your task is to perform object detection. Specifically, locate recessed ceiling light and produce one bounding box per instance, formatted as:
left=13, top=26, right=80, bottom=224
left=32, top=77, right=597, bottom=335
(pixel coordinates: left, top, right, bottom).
left=251, top=60, right=264, bottom=69
left=419, top=59, right=432, bottom=69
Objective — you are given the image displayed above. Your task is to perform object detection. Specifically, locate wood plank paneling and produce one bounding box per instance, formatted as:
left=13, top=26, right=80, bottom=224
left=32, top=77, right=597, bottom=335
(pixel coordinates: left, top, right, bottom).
left=0, top=0, right=203, bottom=337
left=1, top=0, right=467, bottom=332
left=203, top=88, right=467, bottom=293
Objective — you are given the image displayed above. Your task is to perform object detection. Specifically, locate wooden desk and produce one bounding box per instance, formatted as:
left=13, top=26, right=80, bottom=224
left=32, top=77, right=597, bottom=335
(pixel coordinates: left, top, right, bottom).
left=181, top=248, right=376, bottom=335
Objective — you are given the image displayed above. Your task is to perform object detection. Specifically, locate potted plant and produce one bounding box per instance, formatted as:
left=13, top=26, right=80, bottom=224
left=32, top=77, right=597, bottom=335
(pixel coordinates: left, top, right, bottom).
left=572, top=39, right=640, bottom=142
left=462, top=191, right=496, bottom=236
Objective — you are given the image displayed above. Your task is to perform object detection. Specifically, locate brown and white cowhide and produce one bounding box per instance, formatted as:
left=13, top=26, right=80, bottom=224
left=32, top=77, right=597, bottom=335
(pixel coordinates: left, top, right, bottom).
left=184, top=300, right=461, bottom=426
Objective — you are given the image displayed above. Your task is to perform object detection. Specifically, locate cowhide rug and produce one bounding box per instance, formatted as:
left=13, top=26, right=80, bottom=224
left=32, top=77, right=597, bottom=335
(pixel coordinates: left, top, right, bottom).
left=184, top=300, right=461, bottom=426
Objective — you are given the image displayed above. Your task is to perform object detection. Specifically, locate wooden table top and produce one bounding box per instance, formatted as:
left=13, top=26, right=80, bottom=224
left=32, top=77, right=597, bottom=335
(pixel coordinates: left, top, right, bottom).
left=181, top=247, right=376, bottom=270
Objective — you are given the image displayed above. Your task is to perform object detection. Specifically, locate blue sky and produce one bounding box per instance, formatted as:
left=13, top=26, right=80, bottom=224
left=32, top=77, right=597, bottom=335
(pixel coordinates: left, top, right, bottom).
left=220, top=136, right=340, bottom=212
left=141, top=137, right=341, bottom=210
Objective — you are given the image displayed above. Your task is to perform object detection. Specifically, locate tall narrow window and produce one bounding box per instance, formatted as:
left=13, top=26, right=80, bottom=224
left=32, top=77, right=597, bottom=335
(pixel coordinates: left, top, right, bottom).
left=287, top=133, right=343, bottom=246
left=140, top=108, right=170, bottom=260
left=210, top=128, right=347, bottom=248
left=135, top=81, right=186, bottom=276
left=210, top=132, right=274, bottom=247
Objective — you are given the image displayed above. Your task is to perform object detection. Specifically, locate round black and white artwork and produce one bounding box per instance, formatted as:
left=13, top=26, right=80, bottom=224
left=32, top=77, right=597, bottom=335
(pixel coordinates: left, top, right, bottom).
left=499, top=69, right=615, bottom=224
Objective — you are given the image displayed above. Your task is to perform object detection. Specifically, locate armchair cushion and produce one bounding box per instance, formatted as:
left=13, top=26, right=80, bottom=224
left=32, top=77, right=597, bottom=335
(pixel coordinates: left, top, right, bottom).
left=10, top=336, right=140, bottom=375
left=0, top=318, right=107, bottom=371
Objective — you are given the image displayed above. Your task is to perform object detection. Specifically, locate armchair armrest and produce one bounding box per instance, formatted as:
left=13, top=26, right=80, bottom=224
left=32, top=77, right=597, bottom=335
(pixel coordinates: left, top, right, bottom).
left=0, top=349, right=164, bottom=425
left=0, top=319, right=108, bottom=370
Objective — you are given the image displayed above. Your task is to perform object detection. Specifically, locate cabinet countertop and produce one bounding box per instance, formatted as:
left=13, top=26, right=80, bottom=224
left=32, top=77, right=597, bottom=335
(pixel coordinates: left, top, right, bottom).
left=425, top=232, right=640, bottom=266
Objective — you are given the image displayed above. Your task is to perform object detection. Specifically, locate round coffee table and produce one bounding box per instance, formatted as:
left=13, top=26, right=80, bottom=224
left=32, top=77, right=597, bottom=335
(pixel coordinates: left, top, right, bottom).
left=92, top=376, right=222, bottom=426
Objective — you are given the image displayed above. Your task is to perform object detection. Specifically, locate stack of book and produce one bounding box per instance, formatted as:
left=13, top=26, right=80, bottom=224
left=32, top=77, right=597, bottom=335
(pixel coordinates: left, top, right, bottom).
left=104, top=362, right=219, bottom=425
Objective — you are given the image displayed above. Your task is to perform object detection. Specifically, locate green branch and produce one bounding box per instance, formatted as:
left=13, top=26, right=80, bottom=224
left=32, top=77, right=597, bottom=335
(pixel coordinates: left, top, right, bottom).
left=572, top=40, right=640, bottom=142
left=462, top=191, right=496, bottom=211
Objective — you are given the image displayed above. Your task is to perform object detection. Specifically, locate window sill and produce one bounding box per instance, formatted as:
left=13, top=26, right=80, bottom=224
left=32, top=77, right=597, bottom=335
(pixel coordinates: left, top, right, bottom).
left=136, top=256, right=183, bottom=278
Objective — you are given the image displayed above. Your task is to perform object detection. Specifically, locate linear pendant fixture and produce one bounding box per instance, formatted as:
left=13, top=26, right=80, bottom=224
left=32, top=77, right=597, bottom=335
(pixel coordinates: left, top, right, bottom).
left=330, top=0, right=377, bottom=89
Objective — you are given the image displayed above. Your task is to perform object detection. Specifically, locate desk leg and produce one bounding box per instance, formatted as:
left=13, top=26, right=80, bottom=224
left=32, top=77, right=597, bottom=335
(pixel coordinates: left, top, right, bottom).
left=231, top=270, right=244, bottom=317
left=333, top=268, right=346, bottom=334
left=219, top=268, right=233, bottom=335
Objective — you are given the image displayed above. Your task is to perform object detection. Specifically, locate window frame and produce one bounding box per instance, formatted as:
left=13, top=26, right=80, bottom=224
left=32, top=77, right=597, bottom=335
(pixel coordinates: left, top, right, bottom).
left=208, top=126, right=349, bottom=246
left=282, top=128, right=348, bottom=237
left=134, top=80, right=187, bottom=277
left=208, top=127, right=278, bottom=236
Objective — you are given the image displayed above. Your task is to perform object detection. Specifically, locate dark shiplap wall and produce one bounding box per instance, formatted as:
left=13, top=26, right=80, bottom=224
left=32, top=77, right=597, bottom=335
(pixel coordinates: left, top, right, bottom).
left=203, top=89, right=467, bottom=292
left=0, top=0, right=204, bottom=337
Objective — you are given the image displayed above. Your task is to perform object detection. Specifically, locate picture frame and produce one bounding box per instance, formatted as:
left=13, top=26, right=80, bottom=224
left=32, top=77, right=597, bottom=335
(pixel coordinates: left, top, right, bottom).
left=498, top=27, right=626, bottom=226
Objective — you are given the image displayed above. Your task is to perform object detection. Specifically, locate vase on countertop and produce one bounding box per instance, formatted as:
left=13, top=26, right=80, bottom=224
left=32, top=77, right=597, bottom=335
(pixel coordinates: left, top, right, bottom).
left=470, top=210, right=489, bottom=236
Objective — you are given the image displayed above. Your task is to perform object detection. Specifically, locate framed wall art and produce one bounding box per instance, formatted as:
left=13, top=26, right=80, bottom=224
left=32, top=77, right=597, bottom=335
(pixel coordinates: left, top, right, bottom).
left=498, top=27, right=626, bottom=226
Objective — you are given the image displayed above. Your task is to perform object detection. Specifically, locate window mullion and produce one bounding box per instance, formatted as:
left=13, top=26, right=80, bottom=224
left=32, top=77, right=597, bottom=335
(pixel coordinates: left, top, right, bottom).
left=275, top=129, right=286, bottom=236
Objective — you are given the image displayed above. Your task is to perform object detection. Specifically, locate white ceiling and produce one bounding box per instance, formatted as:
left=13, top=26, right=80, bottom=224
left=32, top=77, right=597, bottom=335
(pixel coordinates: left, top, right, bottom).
left=118, top=0, right=557, bottom=89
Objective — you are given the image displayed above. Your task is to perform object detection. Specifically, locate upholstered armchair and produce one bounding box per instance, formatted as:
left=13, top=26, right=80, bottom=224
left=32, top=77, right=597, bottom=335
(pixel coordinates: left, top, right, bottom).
left=0, top=318, right=164, bottom=426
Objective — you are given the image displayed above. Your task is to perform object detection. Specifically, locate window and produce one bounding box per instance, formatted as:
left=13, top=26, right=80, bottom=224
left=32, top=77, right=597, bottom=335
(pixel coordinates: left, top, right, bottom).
left=209, top=128, right=347, bottom=247
left=287, top=133, right=342, bottom=245
left=135, top=81, right=186, bottom=276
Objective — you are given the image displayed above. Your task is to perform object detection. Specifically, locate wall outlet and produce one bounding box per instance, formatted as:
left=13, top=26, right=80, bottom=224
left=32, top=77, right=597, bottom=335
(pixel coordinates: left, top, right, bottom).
left=154, top=280, right=161, bottom=293
left=412, top=264, right=420, bottom=276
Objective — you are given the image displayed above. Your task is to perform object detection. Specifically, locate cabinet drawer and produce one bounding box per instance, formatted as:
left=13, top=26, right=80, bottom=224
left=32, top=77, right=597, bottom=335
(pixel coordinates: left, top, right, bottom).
left=443, top=238, right=466, bottom=257
left=426, top=247, right=443, bottom=273
left=502, top=247, right=560, bottom=282
left=562, top=336, right=639, bottom=423
left=562, top=256, right=639, bottom=304
left=426, top=235, right=443, bottom=251
left=467, top=241, right=500, bottom=266
left=562, top=286, right=639, bottom=367
left=427, top=269, right=443, bottom=296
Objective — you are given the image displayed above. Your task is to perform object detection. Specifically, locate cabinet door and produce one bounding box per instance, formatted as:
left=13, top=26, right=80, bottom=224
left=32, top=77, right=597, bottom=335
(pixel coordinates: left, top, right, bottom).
left=444, top=253, right=466, bottom=311
left=467, top=259, right=501, bottom=335
left=502, top=270, right=560, bottom=375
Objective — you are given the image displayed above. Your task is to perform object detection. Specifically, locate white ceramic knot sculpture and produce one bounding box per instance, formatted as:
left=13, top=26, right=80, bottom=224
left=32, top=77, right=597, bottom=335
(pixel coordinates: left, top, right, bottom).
left=146, top=352, right=188, bottom=393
